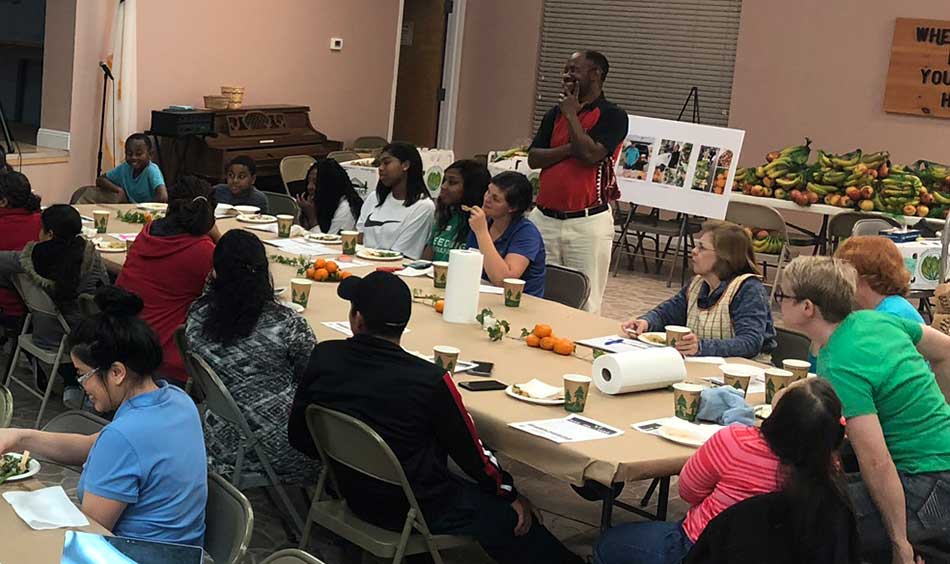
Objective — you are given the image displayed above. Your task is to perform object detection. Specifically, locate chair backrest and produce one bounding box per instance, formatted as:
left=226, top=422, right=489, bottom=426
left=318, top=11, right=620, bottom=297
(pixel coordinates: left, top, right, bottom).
left=279, top=155, right=316, bottom=194
left=725, top=201, right=789, bottom=239
left=266, top=192, right=300, bottom=218
left=327, top=150, right=361, bottom=163
left=41, top=410, right=109, bottom=434
left=828, top=212, right=900, bottom=242
left=771, top=327, right=812, bottom=369
left=11, top=274, right=70, bottom=332
left=0, top=384, right=12, bottom=428
left=260, top=548, right=327, bottom=564
left=205, top=471, right=254, bottom=564
left=349, top=136, right=388, bottom=152
left=544, top=264, right=591, bottom=309
left=851, top=218, right=897, bottom=237
left=188, top=353, right=249, bottom=429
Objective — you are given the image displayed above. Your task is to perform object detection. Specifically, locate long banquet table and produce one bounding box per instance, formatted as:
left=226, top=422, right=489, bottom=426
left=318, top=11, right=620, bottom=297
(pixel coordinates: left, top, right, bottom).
left=76, top=204, right=769, bottom=527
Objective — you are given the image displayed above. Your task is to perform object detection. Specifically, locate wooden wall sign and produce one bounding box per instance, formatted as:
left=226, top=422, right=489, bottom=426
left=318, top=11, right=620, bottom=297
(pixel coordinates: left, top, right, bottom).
left=884, top=18, right=950, bottom=118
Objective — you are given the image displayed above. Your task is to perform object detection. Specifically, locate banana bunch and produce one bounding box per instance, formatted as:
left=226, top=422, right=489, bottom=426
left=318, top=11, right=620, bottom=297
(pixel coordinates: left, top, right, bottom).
left=872, top=169, right=938, bottom=217
left=908, top=160, right=950, bottom=217
left=750, top=229, right=785, bottom=254
left=737, top=139, right=812, bottom=200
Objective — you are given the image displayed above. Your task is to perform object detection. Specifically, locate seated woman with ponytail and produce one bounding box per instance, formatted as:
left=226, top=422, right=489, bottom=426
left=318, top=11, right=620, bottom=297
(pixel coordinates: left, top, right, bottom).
left=595, top=378, right=856, bottom=564
left=0, top=171, right=43, bottom=322
left=0, top=287, right=207, bottom=546
left=117, top=176, right=217, bottom=385
left=0, top=204, right=108, bottom=407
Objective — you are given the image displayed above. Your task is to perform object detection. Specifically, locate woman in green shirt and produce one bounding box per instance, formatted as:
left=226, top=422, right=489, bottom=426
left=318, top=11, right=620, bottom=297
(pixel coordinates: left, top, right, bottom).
left=777, top=256, right=950, bottom=563
left=421, top=160, right=490, bottom=261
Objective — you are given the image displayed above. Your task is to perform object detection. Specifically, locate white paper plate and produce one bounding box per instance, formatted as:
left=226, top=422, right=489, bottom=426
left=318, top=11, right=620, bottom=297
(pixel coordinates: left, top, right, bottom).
left=0, top=453, right=41, bottom=483
left=280, top=300, right=305, bottom=313
left=274, top=287, right=286, bottom=296
left=95, top=241, right=127, bottom=253
left=306, top=233, right=342, bottom=244
left=638, top=332, right=667, bottom=347
left=137, top=203, right=167, bottom=212
left=656, top=426, right=707, bottom=448
left=505, top=385, right=564, bottom=406
left=357, top=249, right=403, bottom=262
left=236, top=214, right=277, bottom=224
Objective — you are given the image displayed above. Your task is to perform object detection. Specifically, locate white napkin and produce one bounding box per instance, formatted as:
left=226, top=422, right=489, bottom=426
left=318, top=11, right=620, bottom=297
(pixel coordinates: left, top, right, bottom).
left=512, top=379, right=563, bottom=400
left=2, top=486, right=89, bottom=530
left=243, top=224, right=307, bottom=237
left=479, top=285, right=504, bottom=295
left=397, top=266, right=433, bottom=277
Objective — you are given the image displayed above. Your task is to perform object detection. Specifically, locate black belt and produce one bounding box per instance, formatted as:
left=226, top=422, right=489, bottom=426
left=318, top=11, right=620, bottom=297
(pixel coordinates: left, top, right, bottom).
left=537, top=204, right=609, bottom=220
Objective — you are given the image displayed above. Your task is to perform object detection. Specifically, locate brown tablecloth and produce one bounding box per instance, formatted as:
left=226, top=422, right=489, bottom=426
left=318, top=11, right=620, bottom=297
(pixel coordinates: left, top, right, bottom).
left=77, top=204, right=768, bottom=487
left=0, top=478, right=110, bottom=564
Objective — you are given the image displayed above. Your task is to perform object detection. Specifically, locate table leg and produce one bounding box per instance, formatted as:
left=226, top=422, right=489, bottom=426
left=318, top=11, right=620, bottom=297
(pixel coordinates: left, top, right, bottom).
left=817, top=215, right=830, bottom=255
left=600, top=486, right=616, bottom=532
left=656, top=477, right=670, bottom=521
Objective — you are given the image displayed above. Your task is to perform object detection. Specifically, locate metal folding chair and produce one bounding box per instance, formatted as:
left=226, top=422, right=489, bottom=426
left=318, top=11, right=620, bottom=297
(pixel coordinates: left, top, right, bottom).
left=205, top=471, right=254, bottom=564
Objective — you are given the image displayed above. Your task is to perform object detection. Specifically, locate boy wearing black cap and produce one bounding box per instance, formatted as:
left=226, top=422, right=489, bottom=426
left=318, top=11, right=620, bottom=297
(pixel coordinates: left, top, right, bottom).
left=288, top=271, right=581, bottom=564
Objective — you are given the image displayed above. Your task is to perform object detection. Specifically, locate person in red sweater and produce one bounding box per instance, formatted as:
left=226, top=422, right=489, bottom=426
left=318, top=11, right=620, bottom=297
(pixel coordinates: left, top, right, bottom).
left=117, top=176, right=218, bottom=385
left=0, top=171, right=42, bottom=321
left=594, top=378, right=854, bottom=564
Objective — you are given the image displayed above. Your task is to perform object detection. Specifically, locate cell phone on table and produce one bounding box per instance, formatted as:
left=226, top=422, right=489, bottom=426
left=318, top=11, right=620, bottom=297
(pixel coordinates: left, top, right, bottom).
left=468, top=361, right=494, bottom=376
left=459, top=380, right=507, bottom=392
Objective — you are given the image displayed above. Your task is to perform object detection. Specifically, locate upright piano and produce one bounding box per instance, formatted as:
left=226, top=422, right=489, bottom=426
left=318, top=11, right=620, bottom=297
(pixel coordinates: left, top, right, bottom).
left=155, top=104, right=342, bottom=186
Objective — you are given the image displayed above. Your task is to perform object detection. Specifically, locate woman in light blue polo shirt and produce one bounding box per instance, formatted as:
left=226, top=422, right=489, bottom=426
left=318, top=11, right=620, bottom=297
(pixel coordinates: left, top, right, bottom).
left=466, top=171, right=546, bottom=297
left=0, top=287, right=207, bottom=547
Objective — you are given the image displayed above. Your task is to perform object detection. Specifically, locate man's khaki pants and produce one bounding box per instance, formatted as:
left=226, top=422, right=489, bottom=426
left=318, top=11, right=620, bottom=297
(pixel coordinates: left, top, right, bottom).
left=529, top=207, right=614, bottom=314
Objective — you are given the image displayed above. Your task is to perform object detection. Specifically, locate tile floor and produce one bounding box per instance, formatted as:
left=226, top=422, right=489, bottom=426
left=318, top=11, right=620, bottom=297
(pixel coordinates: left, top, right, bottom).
left=2, top=260, right=781, bottom=563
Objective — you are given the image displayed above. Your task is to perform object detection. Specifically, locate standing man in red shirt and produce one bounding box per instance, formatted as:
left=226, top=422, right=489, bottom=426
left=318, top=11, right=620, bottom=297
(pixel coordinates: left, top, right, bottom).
left=528, top=50, right=627, bottom=314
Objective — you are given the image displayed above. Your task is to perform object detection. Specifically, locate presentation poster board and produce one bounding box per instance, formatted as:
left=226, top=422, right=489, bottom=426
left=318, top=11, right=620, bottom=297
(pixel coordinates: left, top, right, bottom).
left=616, top=115, right=745, bottom=219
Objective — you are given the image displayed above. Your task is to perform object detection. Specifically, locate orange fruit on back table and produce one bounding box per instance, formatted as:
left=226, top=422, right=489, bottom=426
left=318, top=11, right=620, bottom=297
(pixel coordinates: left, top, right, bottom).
left=314, top=268, right=329, bottom=282
left=339, top=270, right=352, bottom=280
left=526, top=334, right=541, bottom=347
left=540, top=336, right=556, bottom=350
left=533, top=324, right=553, bottom=338
left=434, top=299, right=445, bottom=313
left=325, top=261, right=339, bottom=274
left=306, top=267, right=316, bottom=280
left=554, top=338, right=575, bottom=356
left=314, top=258, right=327, bottom=270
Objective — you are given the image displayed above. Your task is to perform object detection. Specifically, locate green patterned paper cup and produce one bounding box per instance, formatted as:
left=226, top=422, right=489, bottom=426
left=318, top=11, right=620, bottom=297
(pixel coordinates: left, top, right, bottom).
left=563, top=374, right=592, bottom=413
left=665, top=325, right=692, bottom=347
left=672, top=382, right=703, bottom=422
left=503, top=278, right=525, bottom=307
left=341, top=231, right=358, bottom=255
left=276, top=214, right=294, bottom=238
left=433, top=345, right=460, bottom=374
left=93, top=210, right=110, bottom=234
left=764, top=368, right=795, bottom=404
left=433, top=261, right=449, bottom=289
left=290, top=278, right=313, bottom=308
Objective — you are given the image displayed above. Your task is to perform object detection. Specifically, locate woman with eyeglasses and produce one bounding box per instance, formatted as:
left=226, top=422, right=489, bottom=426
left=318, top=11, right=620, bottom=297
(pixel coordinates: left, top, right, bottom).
left=778, top=256, right=950, bottom=563
left=0, top=286, right=207, bottom=547
left=620, top=220, right=776, bottom=359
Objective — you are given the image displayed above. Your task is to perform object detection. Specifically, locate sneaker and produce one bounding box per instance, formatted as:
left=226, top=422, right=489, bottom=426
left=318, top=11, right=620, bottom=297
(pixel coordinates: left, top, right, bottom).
left=63, top=386, right=84, bottom=410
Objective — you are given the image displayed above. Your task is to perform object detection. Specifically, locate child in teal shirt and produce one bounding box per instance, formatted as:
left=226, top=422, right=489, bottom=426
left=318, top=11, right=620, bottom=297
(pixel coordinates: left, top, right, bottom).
left=422, top=160, right=490, bottom=261
left=97, top=133, right=167, bottom=203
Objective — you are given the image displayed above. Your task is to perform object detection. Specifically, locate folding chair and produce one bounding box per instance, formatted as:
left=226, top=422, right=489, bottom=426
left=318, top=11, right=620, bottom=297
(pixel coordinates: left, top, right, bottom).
left=188, top=352, right=305, bottom=534
left=545, top=264, right=590, bottom=310
left=205, top=471, right=254, bottom=564
left=301, top=405, right=473, bottom=564
left=0, top=384, right=12, bottom=428
left=172, top=326, right=198, bottom=398
left=611, top=205, right=700, bottom=287
left=280, top=156, right=316, bottom=195
left=3, top=274, right=74, bottom=428
left=828, top=211, right=900, bottom=252
left=771, top=327, right=812, bottom=369
left=266, top=192, right=301, bottom=218
left=725, top=200, right=791, bottom=302
left=349, top=136, right=388, bottom=153
left=851, top=218, right=898, bottom=237
left=260, top=548, right=327, bottom=564
left=327, top=150, right=361, bottom=164
left=41, top=410, right=110, bottom=472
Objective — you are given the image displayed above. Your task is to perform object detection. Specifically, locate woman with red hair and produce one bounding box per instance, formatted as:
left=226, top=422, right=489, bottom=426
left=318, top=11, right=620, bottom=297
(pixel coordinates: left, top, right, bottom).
left=835, top=236, right=924, bottom=323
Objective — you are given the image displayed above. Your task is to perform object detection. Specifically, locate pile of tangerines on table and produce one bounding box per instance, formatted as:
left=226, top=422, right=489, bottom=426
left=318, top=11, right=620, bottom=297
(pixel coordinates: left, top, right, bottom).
left=304, top=258, right=354, bottom=283
left=524, top=324, right=575, bottom=355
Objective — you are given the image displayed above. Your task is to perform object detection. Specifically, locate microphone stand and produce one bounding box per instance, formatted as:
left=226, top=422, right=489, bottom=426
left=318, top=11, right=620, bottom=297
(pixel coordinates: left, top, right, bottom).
left=0, top=99, right=14, bottom=155
left=96, top=61, right=114, bottom=178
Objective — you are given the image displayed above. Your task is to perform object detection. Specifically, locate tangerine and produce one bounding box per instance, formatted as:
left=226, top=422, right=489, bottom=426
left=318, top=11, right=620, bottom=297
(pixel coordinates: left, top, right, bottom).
left=554, top=338, right=575, bottom=356
left=339, top=271, right=353, bottom=280
left=306, top=267, right=317, bottom=280
left=326, top=261, right=339, bottom=274
left=314, top=258, right=327, bottom=270
left=314, top=268, right=329, bottom=281
left=532, top=324, right=553, bottom=338
left=435, top=299, right=445, bottom=313
left=526, top=334, right=541, bottom=347
left=540, top=336, right=556, bottom=350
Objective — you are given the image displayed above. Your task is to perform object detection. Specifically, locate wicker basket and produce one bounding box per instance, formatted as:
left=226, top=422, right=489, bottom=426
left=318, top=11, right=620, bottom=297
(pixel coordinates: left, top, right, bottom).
left=221, top=86, right=245, bottom=106
left=203, top=95, right=230, bottom=110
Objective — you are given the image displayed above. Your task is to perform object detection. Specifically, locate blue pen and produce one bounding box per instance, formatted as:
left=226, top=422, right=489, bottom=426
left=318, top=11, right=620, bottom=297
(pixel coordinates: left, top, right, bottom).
left=603, top=338, right=625, bottom=346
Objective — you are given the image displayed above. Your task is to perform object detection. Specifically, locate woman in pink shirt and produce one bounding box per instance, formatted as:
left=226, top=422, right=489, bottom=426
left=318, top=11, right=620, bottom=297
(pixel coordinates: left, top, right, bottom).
left=594, top=378, right=852, bottom=564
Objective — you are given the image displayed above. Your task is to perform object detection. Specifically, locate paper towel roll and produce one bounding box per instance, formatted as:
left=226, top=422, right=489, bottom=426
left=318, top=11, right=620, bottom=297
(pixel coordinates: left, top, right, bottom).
left=443, top=249, right=484, bottom=324
left=593, top=347, right=686, bottom=395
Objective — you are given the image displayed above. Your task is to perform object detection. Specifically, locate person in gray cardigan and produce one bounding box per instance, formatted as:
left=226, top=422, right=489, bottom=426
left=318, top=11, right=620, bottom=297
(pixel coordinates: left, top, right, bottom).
left=0, top=205, right=109, bottom=407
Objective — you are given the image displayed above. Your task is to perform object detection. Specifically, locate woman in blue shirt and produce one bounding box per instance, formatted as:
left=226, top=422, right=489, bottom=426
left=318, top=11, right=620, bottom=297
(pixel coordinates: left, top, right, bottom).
left=0, top=287, right=207, bottom=547
left=835, top=236, right=924, bottom=323
left=466, top=171, right=546, bottom=297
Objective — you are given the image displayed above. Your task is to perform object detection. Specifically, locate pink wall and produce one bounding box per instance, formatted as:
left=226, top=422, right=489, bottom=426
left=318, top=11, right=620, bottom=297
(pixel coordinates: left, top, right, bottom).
left=729, top=0, right=950, bottom=167
left=26, top=0, right=399, bottom=204
left=453, top=0, right=542, bottom=159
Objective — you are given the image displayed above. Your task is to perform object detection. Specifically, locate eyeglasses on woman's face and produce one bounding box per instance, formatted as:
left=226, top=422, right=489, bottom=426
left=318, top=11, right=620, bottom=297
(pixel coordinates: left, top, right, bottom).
left=77, top=366, right=99, bottom=386
left=773, top=289, right=802, bottom=305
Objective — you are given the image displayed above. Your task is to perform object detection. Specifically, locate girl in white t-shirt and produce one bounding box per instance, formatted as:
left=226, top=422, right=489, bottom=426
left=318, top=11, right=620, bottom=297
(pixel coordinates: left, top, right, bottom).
left=296, top=160, right=364, bottom=235
left=356, top=142, right=435, bottom=259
